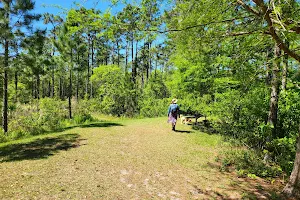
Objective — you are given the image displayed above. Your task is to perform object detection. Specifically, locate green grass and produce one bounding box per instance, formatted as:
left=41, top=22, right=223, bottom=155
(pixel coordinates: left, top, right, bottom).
left=0, top=117, right=282, bottom=199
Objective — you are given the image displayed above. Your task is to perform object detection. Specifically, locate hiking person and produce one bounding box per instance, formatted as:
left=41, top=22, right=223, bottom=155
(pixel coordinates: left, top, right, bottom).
left=168, top=99, right=180, bottom=131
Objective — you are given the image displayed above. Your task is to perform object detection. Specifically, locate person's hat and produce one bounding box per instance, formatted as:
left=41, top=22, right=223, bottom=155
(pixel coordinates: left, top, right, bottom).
left=171, top=98, right=178, bottom=103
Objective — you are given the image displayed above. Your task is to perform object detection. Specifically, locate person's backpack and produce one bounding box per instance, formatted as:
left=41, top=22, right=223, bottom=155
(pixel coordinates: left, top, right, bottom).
left=170, top=105, right=178, bottom=114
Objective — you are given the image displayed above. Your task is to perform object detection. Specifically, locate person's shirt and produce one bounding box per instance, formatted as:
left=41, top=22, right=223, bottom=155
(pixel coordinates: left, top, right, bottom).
left=168, top=103, right=179, bottom=116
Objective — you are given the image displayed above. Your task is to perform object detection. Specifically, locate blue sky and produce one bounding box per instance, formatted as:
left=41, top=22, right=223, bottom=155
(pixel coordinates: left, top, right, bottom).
left=34, top=0, right=121, bottom=16
left=1, top=0, right=169, bottom=55
left=33, top=0, right=124, bottom=29
left=32, top=0, right=168, bottom=44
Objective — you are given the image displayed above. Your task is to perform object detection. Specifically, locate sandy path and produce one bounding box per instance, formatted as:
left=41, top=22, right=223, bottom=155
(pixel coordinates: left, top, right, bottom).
left=0, top=118, right=281, bottom=199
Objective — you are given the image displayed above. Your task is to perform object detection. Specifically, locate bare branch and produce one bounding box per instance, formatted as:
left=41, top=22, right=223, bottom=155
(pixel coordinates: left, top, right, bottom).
left=222, top=30, right=271, bottom=37
left=138, top=16, right=255, bottom=33
left=238, top=0, right=300, bottom=34
left=237, top=0, right=261, bottom=17
left=252, top=0, right=300, bottom=62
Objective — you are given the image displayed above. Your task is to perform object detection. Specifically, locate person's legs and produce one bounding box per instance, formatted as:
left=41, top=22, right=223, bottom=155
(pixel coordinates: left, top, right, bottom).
left=173, top=114, right=178, bottom=131
left=172, top=122, right=176, bottom=131
left=171, top=112, right=177, bottom=131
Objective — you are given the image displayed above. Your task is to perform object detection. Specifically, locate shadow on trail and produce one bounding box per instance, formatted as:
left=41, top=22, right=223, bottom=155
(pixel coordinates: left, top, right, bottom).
left=191, top=178, right=282, bottom=199
left=55, top=121, right=124, bottom=132
left=174, top=130, right=192, bottom=133
left=0, top=121, right=123, bottom=163
left=0, top=133, right=85, bottom=163
left=200, top=162, right=283, bottom=199
left=79, top=122, right=123, bottom=128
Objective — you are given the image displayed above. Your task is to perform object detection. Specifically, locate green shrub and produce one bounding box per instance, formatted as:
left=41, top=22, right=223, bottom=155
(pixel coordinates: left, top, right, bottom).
left=192, top=120, right=217, bottom=134
left=77, top=98, right=101, bottom=113
left=208, top=88, right=300, bottom=176
left=218, top=149, right=283, bottom=178
left=0, top=131, right=8, bottom=143
left=211, top=88, right=269, bottom=142
left=265, top=137, right=296, bottom=174
left=5, top=99, right=68, bottom=141
left=140, top=98, right=170, bottom=118
left=73, top=113, right=94, bottom=124
left=39, top=98, right=68, bottom=130
left=8, top=130, right=29, bottom=140
left=9, top=108, right=45, bottom=137
left=91, top=65, right=132, bottom=116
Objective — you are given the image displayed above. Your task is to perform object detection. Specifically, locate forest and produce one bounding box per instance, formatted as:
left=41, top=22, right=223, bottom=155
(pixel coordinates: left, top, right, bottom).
left=1, top=0, right=300, bottom=198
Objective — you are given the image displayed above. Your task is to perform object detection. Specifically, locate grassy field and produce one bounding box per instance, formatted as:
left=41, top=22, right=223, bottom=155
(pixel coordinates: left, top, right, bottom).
left=0, top=117, right=282, bottom=199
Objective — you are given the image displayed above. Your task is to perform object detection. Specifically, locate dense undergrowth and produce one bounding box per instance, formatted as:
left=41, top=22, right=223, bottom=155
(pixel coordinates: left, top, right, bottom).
left=0, top=98, right=95, bottom=143
left=190, top=88, right=300, bottom=179
left=1, top=69, right=299, bottom=181
left=1, top=89, right=299, bottom=180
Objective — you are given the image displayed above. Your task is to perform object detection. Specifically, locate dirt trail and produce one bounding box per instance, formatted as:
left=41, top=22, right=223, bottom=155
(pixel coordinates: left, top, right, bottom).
left=0, top=118, right=281, bottom=199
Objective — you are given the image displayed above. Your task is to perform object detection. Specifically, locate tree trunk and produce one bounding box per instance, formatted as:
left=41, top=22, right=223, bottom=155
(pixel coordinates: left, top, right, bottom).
left=69, top=49, right=73, bottom=119
left=69, top=67, right=72, bottom=119
left=90, top=38, right=94, bottom=98
left=36, top=74, right=40, bottom=100
left=131, top=37, right=136, bottom=83
left=117, top=40, right=120, bottom=67
left=3, top=38, right=9, bottom=134
left=266, top=50, right=272, bottom=86
left=136, top=40, right=138, bottom=61
left=76, top=71, right=79, bottom=102
left=135, top=40, right=139, bottom=81
left=141, top=70, right=144, bottom=88
left=51, top=66, right=55, bottom=98
left=142, top=43, right=146, bottom=88
left=42, top=78, right=45, bottom=98
left=15, top=71, right=18, bottom=103
left=112, top=42, right=115, bottom=65
left=282, top=41, right=289, bottom=92
left=76, top=46, right=80, bottom=102
left=125, top=40, right=128, bottom=74
left=62, top=79, right=65, bottom=99
left=44, top=79, right=47, bottom=98
left=282, top=126, right=300, bottom=198
left=155, top=49, right=158, bottom=78
left=105, top=51, right=108, bottom=65
left=148, top=41, right=152, bottom=79
left=267, top=44, right=281, bottom=136
left=146, top=43, right=150, bottom=80
left=32, top=76, right=35, bottom=99
left=51, top=44, right=55, bottom=98
left=86, top=36, right=90, bottom=99
left=59, top=77, right=63, bottom=100
left=48, top=80, right=51, bottom=97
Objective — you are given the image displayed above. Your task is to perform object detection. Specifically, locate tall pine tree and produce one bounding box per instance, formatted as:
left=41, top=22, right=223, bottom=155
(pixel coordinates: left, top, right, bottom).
left=0, top=0, right=40, bottom=133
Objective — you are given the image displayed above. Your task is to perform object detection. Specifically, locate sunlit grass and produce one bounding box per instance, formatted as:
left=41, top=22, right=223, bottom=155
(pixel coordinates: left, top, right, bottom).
left=0, top=117, right=282, bottom=199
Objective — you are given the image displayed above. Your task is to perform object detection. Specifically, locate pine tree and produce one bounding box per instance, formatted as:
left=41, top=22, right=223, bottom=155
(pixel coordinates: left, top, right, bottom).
left=0, top=0, right=40, bottom=133
left=54, top=25, right=76, bottom=119
left=22, top=30, right=47, bottom=100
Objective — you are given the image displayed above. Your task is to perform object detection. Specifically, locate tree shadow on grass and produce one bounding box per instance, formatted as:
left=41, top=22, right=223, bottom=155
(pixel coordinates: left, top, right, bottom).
left=78, top=122, right=123, bottom=128
left=0, top=122, right=124, bottom=163
left=191, top=177, right=283, bottom=200
left=174, top=130, right=193, bottom=134
left=55, top=121, right=124, bottom=132
left=0, top=133, right=85, bottom=163
left=202, top=162, right=284, bottom=199
left=223, top=177, right=283, bottom=200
